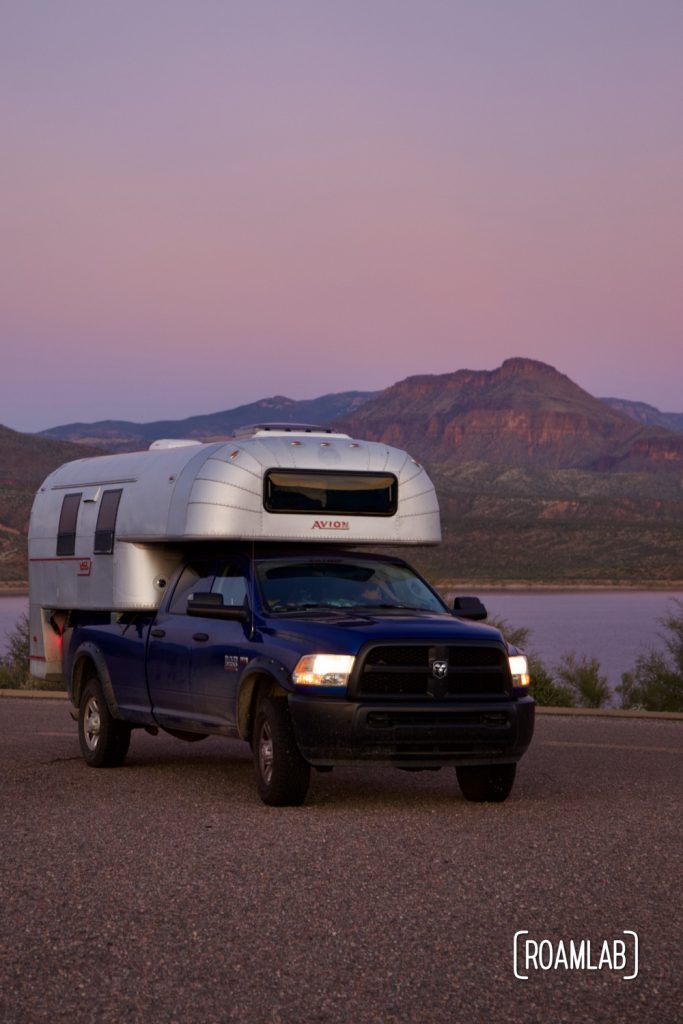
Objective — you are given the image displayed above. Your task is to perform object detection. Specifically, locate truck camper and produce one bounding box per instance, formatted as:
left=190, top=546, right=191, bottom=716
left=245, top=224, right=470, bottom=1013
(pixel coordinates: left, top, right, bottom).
left=29, top=425, right=534, bottom=805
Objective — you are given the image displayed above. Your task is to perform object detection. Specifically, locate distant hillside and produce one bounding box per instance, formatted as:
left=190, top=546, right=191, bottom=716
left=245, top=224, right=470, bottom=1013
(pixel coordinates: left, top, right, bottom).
left=0, top=426, right=102, bottom=581
left=333, top=358, right=683, bottom=474
left=328, top=359, right=683, bottom=584
left=40, top=391, right=378, bottom=452
left=600, top=397, right=683, bottom=434
left=408, top=459, right=683, bottom=586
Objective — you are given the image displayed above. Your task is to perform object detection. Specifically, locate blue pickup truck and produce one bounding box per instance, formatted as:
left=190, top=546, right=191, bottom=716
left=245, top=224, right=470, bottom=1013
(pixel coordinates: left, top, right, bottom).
left=67, top=544, right=534, bottom=805
left=29, top=427, right=534, bottom=805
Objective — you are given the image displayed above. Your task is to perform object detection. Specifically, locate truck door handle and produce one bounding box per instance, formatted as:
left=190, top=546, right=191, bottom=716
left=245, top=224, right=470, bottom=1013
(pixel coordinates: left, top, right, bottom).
left=192, top=632, right=209, bottom=642
left=150, top=628, right=166, bottom=638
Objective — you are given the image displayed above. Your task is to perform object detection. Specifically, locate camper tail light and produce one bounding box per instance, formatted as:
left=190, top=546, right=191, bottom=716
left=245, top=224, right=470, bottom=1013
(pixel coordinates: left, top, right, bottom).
left=508, top=654, right=531, bottom=687
left=292, top=654, right=355, bottom=689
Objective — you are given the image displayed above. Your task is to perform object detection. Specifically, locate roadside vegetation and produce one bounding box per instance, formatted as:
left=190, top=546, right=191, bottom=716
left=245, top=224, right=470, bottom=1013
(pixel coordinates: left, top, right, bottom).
left=555, top=653, right=611, bottom=709
left=615, top=600, right=683, bottom=712
left=0, top=613, right=31, bottom=689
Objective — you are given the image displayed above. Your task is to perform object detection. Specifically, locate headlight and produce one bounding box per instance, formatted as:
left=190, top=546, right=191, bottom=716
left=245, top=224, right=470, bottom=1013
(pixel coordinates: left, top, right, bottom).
left=292, top=654, right=355, bottom=689
left=508, top=654, right=530, bottom=687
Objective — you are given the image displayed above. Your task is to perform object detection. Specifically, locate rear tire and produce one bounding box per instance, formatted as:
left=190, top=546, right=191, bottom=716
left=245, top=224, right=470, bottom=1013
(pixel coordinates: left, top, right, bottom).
left=253, top=697, right=310, bottom=806
left=78, top=677, right=131, bottom=768
left=456, top=763, right=516, bottom=803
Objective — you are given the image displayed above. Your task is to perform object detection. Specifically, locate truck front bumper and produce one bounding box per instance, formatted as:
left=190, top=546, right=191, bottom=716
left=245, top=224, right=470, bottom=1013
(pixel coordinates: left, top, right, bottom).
left=288, top=694, right=535, bottom=768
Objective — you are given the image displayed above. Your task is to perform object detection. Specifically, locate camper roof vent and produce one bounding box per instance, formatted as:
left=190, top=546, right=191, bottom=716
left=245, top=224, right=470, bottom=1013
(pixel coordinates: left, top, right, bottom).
left=148, top=439, right=204, bottom=450
left=230, top=423, right=350, bottom=440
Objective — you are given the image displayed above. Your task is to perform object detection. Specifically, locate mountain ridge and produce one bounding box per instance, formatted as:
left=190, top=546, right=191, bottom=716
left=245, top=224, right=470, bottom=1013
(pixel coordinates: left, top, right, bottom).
left=36, top=360, right=683, bottom=456
left=331, top=358, right=683, bottom=473
left=600, top=397, right=683, bottom=434
left=40, top=391, right=379, bottom=452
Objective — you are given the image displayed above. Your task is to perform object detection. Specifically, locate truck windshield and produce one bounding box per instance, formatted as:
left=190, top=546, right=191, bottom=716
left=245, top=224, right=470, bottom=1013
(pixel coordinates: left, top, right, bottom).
left=255, top=558, right=447, bottom=613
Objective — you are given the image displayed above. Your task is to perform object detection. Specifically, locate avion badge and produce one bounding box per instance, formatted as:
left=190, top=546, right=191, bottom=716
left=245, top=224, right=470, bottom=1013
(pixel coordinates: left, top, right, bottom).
left=312, top=520, right=350, bottom=531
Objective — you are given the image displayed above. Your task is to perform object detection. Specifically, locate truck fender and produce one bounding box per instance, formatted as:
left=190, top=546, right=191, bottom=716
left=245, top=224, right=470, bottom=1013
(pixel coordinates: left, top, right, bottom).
left=71, top=641, right=124, bottom=720
left=236, top=656, right=293, bottom=742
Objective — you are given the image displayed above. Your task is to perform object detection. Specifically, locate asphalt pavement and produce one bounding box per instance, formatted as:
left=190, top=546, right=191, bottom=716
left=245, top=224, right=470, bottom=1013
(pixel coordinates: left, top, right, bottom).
left=1, top=698, right=681, bottom=1024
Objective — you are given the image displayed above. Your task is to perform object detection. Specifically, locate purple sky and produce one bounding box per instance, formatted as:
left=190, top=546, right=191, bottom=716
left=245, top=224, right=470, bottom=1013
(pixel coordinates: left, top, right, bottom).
left=2, top=1, right=682, bottom=432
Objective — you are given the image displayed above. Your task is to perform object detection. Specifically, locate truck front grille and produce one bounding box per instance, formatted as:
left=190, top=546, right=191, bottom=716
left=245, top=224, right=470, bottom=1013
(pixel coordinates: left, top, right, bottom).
left=354, top=643, right=510, bottom=699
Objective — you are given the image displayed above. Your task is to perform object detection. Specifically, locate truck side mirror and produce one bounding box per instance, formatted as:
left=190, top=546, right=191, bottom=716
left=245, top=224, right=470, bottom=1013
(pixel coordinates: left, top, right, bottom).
left=187, top=592, right=249, bottom=621
left=452, top=596, right=488, bottom=621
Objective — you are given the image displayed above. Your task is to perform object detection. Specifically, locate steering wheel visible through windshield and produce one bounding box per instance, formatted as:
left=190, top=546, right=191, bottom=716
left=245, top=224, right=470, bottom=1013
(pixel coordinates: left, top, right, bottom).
left=255, top=557, right=447, bottom=614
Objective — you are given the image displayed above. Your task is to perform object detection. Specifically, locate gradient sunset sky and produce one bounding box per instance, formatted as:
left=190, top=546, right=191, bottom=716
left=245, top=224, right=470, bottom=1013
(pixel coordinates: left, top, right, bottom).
left=2, top=1, right=682, bottom=433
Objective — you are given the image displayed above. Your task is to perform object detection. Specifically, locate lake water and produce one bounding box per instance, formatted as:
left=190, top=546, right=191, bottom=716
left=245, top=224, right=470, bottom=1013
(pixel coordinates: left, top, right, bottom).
left=2, top=591, right=682, bottom=692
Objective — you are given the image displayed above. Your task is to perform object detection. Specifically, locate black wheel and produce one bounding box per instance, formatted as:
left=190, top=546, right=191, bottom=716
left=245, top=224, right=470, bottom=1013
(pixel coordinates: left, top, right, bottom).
left=78, top=677, right=131, bottom=768
left=253, top=697, right=311, bottom=806
left=456, top=763, right=516, bottom=803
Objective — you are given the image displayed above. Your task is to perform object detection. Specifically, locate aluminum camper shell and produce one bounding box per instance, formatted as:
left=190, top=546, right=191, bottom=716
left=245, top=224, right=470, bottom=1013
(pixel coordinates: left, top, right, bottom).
left=28, top=428, right=440, bottom=681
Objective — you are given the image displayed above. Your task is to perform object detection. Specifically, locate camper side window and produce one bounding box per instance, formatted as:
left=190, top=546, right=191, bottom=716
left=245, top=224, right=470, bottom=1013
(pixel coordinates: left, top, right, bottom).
left=56, top=493, right=83, bottom=556
left=94, top=489, right=123, bottom=554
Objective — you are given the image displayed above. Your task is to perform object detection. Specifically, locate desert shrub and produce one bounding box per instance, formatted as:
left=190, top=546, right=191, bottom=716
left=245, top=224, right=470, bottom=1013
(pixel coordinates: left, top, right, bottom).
left=659, top=599, right=683, bottom=676
left=616, top=602, right=683, bottom=712
left=0, top=613, right=31, bottom=689
left=492, top=620, right=531, bottom=651
left=527, top=655, right=576, bottom=707
left=555, top=652, right=611, bottom=708
left=488, top=617, right=530, bottom=652
left=490, top=617, right=575, bottom=707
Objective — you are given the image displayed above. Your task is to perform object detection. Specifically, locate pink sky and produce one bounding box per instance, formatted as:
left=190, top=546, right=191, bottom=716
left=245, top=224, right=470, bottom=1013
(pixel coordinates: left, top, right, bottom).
left=2, top=1, right=682, bottom=432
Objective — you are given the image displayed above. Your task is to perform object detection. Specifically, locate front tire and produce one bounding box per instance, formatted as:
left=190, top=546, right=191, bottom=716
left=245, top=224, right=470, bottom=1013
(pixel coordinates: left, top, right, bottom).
left=456, top=763, right=516, bottom=803
left=253, top=697, right=310, bottom=806
left=78, top=677, right=131, bottom=768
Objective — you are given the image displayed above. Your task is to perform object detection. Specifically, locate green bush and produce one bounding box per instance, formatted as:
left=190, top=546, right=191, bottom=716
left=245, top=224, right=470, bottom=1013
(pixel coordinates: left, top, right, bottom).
left=555, top=652, right=611, bottom=708
left=616, top=602, right=683, bottom=712
left=0, top=613, right=31, bottom=689
left=490, top=616, right=575, bottom=707
left=528, top=655, right=576, bottom=707
left=491, top=620, right=531, bottom=651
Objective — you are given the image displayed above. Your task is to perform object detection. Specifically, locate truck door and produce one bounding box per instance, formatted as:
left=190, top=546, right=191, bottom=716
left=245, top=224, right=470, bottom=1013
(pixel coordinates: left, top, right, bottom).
left=146, top=561, right=215, bottom=729
left=186, top=560, right=251, bottom=733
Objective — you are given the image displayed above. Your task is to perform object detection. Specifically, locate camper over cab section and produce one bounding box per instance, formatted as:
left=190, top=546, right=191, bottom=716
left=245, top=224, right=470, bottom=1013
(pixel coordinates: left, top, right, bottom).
left=28, top=427, right=440, bottom=675
left=28, top=425, right=534, bottom=806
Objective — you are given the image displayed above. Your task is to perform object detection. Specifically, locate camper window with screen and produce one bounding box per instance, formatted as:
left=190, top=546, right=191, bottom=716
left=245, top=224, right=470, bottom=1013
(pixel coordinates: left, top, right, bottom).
left=56, top=492, right=83, bottom=556
left=94, top=489, right=123, bottom=554
left=263, top=470, right=397, bottom=516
